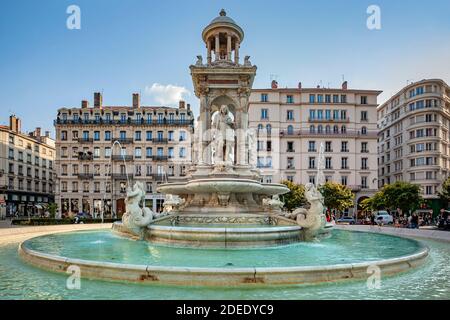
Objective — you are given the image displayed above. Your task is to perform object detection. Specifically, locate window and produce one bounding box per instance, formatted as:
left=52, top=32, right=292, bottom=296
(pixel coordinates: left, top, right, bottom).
left=325, top=141, right=332, bottom=152
left=341, top=157, right=348, bottom=169
left=146, top=147, right=153, bottom=158
left=308, top=141, right=316, bottom=152
left=287, top=157, right=295, bottom=169
left=105, top=131, right=111, bottom=141
left=135, top=131, right=142, bottom=141
left=261, top=93, right=268, bottom=102
left=333, top=95, right=339, bottom=103
left=287, top=141, right=294, bottom=152
left=317, top=110, right=323, bottom=119
left=266, top=124, right=272, bottom=135
left=157, top=147, right=163, bottom=157
left=361, top=111, right=368, bottom=121
left=168, top=147, right=174, bottom=159
left=8, top=148, right=14, bottom=160
left=146, top=131, right=153, bottom=141
left=94, top=147, right=100, bottom=158
left=180, top=147, right=186, bottom=158
left=361, top=96, right=368, bottom=104
left=361, top=176, right=368, bottom=189
left=286, top=95, right=294, bottom=104
left=317, top=95, right=323, bottom=103
left=325, top=95, right=331, bottom=103
left=105, top=147, right=111, bottom=158
left=309, top=125, right=315, bottom=134
left=325, top=110, right=331, bottom=120
left=261, top=109, right=268, bottom=119
left=168, top=131, right=174, bottom=141
left=341, top=176, right=348, bottom=186
left=309, top=157, right=316, bottom=169
left=309, top=94, right=315, bottom=103
left=287, top=125, right=294, bottom=135
left=333, top=110, right=339, bottom=120
left=94, top=131, right=100, bottom=141
left=361, top=142, right=368, bottom=153
left=361, top=127, right=367, bottom=135
left=309, top=109, right=316, bottom=120
left=135, top=165, right=142, bottom=176
left=61, top=131, right=67, bottom=141
left=361, top=158, right=368, bottom=170
left=179, top=131, right=186, bottom=141
left=120, top=131, right=126, bottom=139
left=340, top=95, right=347, bottom=103
left=287, top=110, right=294, bottom=120
left=325, top=157, right=332, bottom=169
left=135, top=148, right=142, bottom=158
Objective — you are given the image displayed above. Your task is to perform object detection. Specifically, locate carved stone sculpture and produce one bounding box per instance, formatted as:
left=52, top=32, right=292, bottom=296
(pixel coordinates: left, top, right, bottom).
left=263, top=195, right=284, bottom=212
left=122, top=182, right=153, bottom=236
left=212, top=105, right=235, bottom=165
left=162, top=194, right=185, bottom=214
left=294, top=183, right=326, bottom=238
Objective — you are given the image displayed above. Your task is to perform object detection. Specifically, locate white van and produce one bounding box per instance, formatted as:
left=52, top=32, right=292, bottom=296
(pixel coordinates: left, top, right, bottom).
left=374, top=210, right=394, bottom=225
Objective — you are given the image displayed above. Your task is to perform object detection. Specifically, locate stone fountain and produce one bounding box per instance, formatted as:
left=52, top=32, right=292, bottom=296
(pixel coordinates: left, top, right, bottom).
left=112, top=9, right=329, bottom=247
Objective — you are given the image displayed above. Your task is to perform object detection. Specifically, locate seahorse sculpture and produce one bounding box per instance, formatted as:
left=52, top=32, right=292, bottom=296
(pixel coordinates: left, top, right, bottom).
left=122, top=181, right=153, bottom=236
left=293, top=183, right=326, bottom=238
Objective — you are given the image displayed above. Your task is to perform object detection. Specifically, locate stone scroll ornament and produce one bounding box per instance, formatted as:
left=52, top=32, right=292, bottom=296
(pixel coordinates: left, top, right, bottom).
left=122, top=182, right=153, bottom=235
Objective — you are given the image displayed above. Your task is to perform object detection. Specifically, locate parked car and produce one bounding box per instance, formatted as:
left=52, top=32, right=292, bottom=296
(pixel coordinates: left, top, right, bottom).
left=374, top=211, right=393, bottom=225
left=337, top=216, right=356, bottom=225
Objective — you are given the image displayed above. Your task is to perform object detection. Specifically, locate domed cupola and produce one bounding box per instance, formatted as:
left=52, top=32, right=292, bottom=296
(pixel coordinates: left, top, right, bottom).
left=201, top=9, right=244, bottom=65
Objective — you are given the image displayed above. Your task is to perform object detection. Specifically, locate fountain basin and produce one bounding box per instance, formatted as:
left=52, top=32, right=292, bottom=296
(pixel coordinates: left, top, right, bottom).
left=19, top=229, right=429, bottom=287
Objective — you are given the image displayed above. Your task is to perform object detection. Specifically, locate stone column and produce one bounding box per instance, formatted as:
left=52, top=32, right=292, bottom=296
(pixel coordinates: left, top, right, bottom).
left=235, top=41, right=240, bottom=64
left=215, top=34, right=220, bottom=61
left=207, top=39, right=212, bottom=65
left=199, top=95, right=211, bottom=164
left=227, top=35, right=232, bottom=61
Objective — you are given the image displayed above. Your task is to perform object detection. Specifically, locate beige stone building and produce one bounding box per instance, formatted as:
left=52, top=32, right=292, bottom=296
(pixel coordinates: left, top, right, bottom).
left=54, top=93, right=194, bottom=218
left=248, top=81, right=381, bottom=213
left=0, top=116, right=55, bottom=218
left=377, top=79, right=450, bottom=215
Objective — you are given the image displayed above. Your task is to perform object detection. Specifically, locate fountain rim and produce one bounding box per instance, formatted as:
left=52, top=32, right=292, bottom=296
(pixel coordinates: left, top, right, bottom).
left=18, top=229, right=429, bottom=286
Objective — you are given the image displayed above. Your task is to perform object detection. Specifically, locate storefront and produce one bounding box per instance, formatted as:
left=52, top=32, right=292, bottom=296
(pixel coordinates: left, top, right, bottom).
left=4, top=191, right=52, bottom=217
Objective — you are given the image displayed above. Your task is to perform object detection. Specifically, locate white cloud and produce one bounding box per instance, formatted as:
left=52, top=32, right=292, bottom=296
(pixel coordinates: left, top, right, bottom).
left=145, top=83, right=191, bottom=106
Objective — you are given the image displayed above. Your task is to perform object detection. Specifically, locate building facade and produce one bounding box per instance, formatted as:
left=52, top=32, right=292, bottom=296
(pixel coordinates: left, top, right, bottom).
left=54, top=93, right=194, bottom=218
left=0, top=116, right=55, bottom=218
left=377, top=79, right=450, bottom=215
left=248, top=81, right=381, bottom=214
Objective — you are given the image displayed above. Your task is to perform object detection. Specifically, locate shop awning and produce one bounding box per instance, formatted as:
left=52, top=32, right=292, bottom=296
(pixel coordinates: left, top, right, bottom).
left=35, top=204, right=43, bottom=209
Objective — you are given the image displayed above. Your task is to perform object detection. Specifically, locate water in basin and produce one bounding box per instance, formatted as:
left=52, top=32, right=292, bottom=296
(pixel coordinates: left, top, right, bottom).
left=23, top=229, right=423, bottom=268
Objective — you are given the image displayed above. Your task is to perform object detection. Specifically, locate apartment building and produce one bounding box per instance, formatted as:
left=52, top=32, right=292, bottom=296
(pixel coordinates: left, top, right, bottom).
left=0, top=116, right=55, bottom=218
left=54, top=93, right=194, bottom=218
left=248, top=81, right=381, bottom=213
left=377, top=79, right=450, bottom=215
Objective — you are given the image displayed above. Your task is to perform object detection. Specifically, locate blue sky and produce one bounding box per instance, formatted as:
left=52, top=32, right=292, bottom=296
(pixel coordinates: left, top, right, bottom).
left=1, top=0, right=449, bottom=135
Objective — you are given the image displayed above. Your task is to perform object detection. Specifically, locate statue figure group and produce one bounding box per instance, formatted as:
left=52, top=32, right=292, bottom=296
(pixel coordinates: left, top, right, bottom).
left=212, top=105, right=235, bottom=165
left=122, top=182, right=154, bottom=235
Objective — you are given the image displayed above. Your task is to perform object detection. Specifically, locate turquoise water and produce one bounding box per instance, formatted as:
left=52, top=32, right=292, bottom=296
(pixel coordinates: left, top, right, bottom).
left=23, top=230, right=423, bottom=267
left=0, top=230, right=448, bottom=299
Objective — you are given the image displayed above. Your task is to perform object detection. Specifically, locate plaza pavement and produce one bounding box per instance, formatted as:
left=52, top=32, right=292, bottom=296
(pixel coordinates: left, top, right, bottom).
left=335, top=224, right=450, bottom=242
left=0, top=223, right=112, bottom=245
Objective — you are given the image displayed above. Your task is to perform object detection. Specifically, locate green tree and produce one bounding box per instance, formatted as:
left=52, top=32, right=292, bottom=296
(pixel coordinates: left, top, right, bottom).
left=281, top=180, right=307, bottom=211
left=360, top=191, right=386, bottom=211
left=439, top=176, right=450, bottom=203
left=381, top=181, right=422, bottom=215
left=318, top=182, right=355, bottom=212
left=46, top=203, right=58, bottom=219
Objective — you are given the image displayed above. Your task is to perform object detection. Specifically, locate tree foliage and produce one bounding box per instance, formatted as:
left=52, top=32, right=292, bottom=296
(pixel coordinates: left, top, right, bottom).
left=318, top=182, right=355, bottom=212
left=439, top=176, right=450, bottom=202
left=281, top=180, right=307, bottom=211
left=363, top=182, right=422, bottom=214
left=46, top=203, right=58, bottom=219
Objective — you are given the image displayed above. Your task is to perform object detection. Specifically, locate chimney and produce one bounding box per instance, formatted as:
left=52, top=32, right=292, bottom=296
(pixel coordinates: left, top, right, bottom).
left=81, top=100, right=89, bottom=108
left=45, top=131, right=50, bottom=137
left=35, top=127, right=41, bottom=137
left=298, top=82, right=302, bottom=89
left=94, top=92, right=103, bottom=108
left=187, top=103, right=191, bottom=111
left=132, top=93, right=140, bottom=108
left=271, top=80, right=278, bottom=89
left=9, top=115, right=21, bottom=133
left=342, top=81, right=348, bottom=90
left=179, top=100, right=186, bottom=109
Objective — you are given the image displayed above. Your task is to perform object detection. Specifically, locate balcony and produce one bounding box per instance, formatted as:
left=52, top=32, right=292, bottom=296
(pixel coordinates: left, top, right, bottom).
left=279, top=129, right=378, bottom=139
left=341, top=149, right=349, bottom=153
left=54, top=118, right=194, bottom=127
left=111, top=155, right=133, bottom=161
left=112, top=138, right=133, bottom=144
left=152, top=155, right=168, bottom=161
left=75, top=152, right=93, bottom=161
left=286, top=149, right=295, bottom=153
left=107, top=173, right=134, bottom=180
left=77, top=138, right=93, bottom=144
left=361, top=150, right=369, bottom=153
left=349, top=185, right=362, bottom=192
left=76, top=173, right=94, bottom=180
left=308, top=149, right=317, bottom=153
left=308, top=117, right=350, bottom=123
left=152, top=138, right=168, bottom=144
